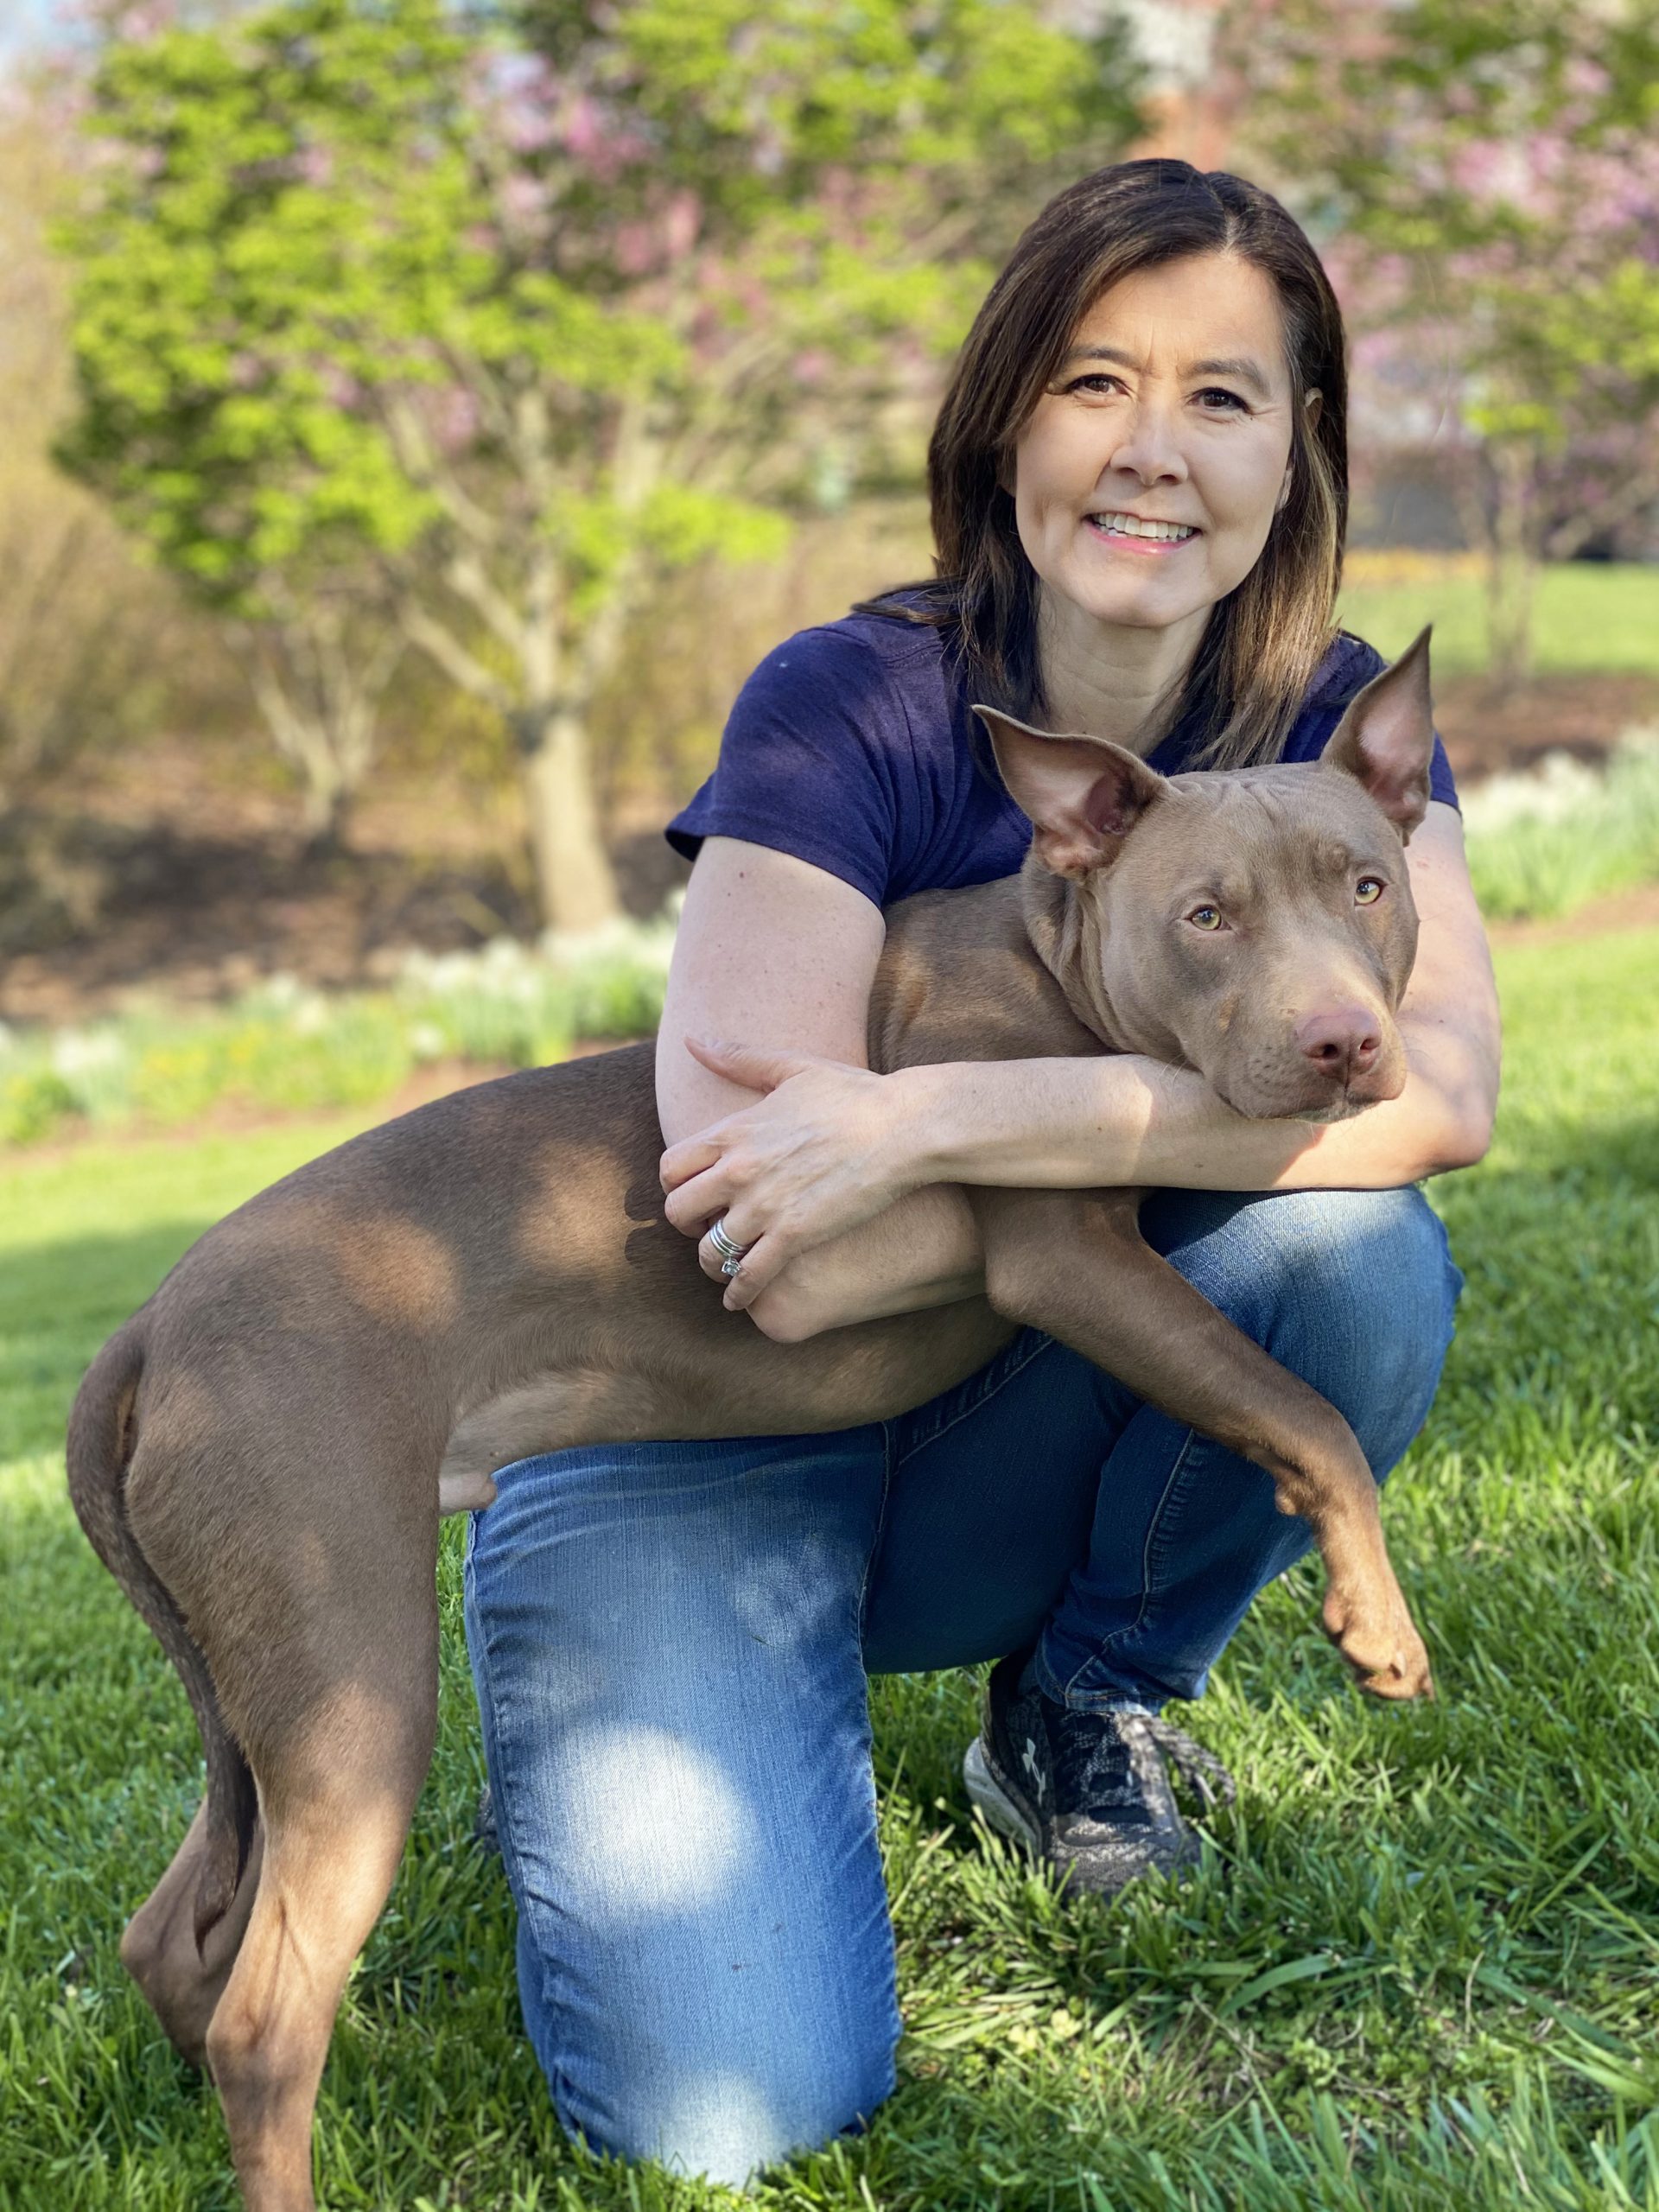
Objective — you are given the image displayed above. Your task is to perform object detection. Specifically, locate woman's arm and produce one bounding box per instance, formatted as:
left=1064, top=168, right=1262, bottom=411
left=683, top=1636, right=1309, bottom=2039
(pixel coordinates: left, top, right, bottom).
left=899, top=802, right=1498, bottom=1192
left=657, top=836, right=882, bottom=1143
left=663, top=804, right=1500, bottom=1318
left=657, top=836, right=988, bottom=1335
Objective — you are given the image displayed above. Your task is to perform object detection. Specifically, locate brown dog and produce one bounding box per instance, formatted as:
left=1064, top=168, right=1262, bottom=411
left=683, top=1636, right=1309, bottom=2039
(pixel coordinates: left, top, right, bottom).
left=69, top=633, right=1438, bottom=2210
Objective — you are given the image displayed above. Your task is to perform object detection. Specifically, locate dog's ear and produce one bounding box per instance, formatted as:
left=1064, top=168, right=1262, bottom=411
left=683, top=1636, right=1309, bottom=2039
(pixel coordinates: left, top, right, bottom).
left=1321, top=628, right=1435, bottom=839
left=973, top=705, right=1170, bottom=879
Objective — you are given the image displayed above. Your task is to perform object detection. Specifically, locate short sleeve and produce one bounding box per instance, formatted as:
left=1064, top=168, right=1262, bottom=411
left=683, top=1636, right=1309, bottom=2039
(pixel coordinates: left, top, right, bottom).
left=666, top=626, right=911, bottom=908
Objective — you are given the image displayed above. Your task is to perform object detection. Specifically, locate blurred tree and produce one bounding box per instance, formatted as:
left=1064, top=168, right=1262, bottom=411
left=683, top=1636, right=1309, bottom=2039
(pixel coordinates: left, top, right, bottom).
left=54, top=8, right=431, bottom=849
left=0, top=99, right=175, bottom=817
left=1229, top=0, right=1659, bottom=681
left=56, top=0, right=1142, bottom=923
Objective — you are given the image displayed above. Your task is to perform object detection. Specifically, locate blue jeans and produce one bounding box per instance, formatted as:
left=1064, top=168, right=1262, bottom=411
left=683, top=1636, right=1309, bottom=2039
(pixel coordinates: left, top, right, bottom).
left=463, top=1186, right=1461, bottom=2184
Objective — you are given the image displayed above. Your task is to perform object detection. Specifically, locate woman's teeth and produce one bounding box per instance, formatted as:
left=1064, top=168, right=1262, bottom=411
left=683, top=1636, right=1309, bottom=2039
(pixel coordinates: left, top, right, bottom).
left=1088, top=513, right=1197, bottom=541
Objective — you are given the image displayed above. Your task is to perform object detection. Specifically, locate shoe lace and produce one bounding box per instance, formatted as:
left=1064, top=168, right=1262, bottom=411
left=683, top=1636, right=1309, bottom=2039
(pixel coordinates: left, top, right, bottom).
left=1144, top=1716, right=1236, bottom=1812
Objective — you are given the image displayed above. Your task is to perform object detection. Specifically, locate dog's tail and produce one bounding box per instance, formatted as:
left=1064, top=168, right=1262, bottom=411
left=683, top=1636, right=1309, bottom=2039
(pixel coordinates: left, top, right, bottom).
left=67, top=1324, right=257, bottom=1951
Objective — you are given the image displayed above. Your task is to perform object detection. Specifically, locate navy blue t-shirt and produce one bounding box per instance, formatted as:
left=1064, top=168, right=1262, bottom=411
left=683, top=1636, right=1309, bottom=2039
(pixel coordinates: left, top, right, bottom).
left=667, top=612, right=1459, bottom=911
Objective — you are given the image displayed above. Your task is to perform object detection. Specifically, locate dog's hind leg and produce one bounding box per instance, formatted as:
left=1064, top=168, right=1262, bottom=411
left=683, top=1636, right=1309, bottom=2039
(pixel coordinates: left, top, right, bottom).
left=202, top=1580, right=439, bottom=2212
left=121, top=1800, right=264, bottom=2069
left=120, top=1395, right=444, bottom=2212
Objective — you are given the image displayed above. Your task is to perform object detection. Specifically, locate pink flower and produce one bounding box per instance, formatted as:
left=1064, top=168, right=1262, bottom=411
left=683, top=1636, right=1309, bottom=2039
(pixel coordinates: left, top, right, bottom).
left=320, top=365, right=363, bottom=410
left=563, top=92, right=603, bottom=162
left=499, top=173, right=549, bottom=228
left=429, top=387, right=480, bottom=456
left=612, top=219, right=658, bottom=276
left=664, top=190, right=701, bottom=260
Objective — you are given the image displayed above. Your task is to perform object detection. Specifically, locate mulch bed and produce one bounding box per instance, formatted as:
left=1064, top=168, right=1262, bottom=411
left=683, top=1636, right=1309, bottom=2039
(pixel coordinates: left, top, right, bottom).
left=1434, top=671, right=1657, bottom=779
left=3, top=671, right=1653, bottom=1027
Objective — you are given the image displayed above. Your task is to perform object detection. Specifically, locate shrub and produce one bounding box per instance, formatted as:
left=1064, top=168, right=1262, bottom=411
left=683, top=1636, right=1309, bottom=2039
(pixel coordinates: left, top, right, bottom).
left=1464, top=732, right=1659, bottom=921
left=0, top=1068, right=79, bottom=1147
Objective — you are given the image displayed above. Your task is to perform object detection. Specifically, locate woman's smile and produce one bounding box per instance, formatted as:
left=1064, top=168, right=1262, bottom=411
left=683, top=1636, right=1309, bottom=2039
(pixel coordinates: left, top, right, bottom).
left=1084, top=509, right=1204, bottom=554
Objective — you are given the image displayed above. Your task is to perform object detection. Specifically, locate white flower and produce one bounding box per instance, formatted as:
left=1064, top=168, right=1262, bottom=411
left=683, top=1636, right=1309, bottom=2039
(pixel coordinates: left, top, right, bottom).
left=51, top=1028, right=127, bottom=1079
left=1463, top=751, right=1603, bottom=835
left=256, top=971, right=306, bottom=1010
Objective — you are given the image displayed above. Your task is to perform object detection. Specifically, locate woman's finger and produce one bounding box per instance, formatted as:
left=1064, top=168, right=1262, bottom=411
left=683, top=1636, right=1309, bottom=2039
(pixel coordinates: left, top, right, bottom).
left=684, top=1036, right=818, bottom=1092
left=663, top=1163, right=740, bottom=1236
left=719, top=1230, right=789, bottom=1311
left=659, top=1129, right=725, bottom=1194
left=696, top=1209, right=763, bottom=1285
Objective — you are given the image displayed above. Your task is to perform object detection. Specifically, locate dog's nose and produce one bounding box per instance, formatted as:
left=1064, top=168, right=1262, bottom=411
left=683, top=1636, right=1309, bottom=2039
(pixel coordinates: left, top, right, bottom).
left=1295, top=1008, right=1382, bottom=1084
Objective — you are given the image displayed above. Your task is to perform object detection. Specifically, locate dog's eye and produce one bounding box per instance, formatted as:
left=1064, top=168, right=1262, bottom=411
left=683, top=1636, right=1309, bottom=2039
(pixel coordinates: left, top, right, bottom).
left=1187, top=905, right=1224, bottom=931
left=1355, top=876, right=1385, bottom=906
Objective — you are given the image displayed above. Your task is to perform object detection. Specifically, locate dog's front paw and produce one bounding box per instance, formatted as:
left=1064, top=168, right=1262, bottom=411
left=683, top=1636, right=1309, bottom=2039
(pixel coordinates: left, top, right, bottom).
left=1322, top=1586, right=1434, bottom=1702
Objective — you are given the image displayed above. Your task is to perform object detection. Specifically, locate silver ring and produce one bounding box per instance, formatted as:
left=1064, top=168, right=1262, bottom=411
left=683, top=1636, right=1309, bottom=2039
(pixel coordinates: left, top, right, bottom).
left=707, top=1217, right=750, bottom=1274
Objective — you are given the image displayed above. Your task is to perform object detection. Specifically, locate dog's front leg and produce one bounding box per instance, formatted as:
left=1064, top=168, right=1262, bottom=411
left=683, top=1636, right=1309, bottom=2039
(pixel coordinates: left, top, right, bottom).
left=970, top=1186, right=1432, bottom=1700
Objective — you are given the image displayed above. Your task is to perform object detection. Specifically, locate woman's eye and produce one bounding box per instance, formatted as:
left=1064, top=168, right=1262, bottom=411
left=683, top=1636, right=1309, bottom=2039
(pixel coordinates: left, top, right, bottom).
left=1194, top=387, right=1248, bottom=411
left=1188, top=906, right=1224, bottom=931
left=1067, top=373, right=1124, bottom=397
left=1356, top=876, right=1385, bottom=906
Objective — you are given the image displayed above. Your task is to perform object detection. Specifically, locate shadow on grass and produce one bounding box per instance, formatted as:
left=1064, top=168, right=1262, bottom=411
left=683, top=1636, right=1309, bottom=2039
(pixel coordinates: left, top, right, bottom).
left=0, top=1220, right=215, bottom=1466
left=1, top=1217, right=213, bottom=1332
left=1503, top=1109, right=1659, bottom=1193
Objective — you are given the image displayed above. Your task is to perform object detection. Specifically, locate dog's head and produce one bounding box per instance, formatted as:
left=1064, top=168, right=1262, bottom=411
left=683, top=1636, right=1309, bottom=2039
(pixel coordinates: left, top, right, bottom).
left=974, top=631, right=1435, bottom=1122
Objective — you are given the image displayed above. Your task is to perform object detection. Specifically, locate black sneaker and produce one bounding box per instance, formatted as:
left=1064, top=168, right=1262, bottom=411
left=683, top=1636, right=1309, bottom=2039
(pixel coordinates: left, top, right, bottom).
left=962, top=1650, right=1235, bottom=1897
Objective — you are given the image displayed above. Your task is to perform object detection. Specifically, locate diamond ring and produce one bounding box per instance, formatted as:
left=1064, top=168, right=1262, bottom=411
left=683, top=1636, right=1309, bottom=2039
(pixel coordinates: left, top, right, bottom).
left=707, top=1216, right=750, bottom=1278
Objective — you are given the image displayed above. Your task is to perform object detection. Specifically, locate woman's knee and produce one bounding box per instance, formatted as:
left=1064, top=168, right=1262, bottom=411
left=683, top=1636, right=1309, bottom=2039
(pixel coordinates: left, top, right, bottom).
left=552, top=1986, right=895, bottom=2186
left=463, top=1440, right=899, bottom=2190
left=494, top=1691, right=899, bottom=2188
left=1142, top=1185, right=1462, bottom=1465
left=512, top=1734, right=899, bottom=2186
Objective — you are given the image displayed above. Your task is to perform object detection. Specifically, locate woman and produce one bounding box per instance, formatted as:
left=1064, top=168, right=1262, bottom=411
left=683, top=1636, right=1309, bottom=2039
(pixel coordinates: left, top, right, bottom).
left=465, top=161, right=1500, bottom=2185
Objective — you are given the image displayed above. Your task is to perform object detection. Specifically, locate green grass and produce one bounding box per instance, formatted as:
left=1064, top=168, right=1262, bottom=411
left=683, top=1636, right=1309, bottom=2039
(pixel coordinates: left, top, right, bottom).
left=4, top=931, right=1659, bottom=2209
left=1337, top=561, right=1659, bottom=679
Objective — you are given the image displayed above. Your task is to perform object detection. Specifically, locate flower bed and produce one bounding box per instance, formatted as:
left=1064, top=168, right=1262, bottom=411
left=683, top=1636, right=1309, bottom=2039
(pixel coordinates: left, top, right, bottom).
left=0, top=908, right=677, bottom=1150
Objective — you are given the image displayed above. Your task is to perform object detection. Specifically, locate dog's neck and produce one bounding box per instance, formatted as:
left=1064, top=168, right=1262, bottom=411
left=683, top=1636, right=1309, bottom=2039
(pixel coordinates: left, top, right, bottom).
left=1018, top=861, right=1135, bottom=1055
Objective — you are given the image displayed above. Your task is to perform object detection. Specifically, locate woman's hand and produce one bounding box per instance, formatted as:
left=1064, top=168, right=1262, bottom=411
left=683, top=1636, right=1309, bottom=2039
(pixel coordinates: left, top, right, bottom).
left=659, top=1037, right=925, bottom=1310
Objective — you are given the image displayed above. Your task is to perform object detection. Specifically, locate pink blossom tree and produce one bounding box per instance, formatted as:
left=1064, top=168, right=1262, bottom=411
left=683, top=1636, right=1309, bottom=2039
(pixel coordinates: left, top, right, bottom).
left=59, top=0, right=1143, bottom=918
left=1228, top=0, right=1659, bottom=680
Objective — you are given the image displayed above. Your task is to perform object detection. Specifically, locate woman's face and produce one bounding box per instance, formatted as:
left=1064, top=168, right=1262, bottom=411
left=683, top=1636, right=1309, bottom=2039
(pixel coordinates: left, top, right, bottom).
left=1010, top=251, right=1303, bottom=640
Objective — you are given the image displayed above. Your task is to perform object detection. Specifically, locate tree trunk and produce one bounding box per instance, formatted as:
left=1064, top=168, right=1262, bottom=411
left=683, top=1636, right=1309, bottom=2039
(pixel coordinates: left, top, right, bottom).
left=518, top=704, right=620, bottom=931
left=1482, top=442, right=1539, bottom=690
left=234, top=602, right=400, bottom=852
left=299, top=767, right=351, bottom=855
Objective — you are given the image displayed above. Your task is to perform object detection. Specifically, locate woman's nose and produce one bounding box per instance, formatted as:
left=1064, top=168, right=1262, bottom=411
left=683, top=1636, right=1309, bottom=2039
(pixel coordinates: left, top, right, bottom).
left=1108, top=401, right=1189, bottom=486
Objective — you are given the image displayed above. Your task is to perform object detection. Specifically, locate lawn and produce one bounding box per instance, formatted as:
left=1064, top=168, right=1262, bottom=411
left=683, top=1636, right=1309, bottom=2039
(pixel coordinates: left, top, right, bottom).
left=3, top=929, right=1659, bottom=2210
left=1336, top=560, right=1659, bottom=681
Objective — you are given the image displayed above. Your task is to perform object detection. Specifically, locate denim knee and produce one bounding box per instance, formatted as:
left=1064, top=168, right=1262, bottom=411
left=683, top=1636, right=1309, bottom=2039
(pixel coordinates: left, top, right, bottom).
left=1142, top=1185, right=1463, bottom=1473
left=463, top=1438, right=899, bottom=2189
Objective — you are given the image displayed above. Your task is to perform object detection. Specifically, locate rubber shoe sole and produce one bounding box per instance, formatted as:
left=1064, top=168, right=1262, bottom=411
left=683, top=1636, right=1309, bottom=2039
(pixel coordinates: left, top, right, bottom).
left=963, top=1736, right=1040, bottom=1853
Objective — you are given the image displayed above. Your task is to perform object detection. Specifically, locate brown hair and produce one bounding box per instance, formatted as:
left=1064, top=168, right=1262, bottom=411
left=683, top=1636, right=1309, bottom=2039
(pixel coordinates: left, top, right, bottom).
left=865, top=159, right=1348, bottom=767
